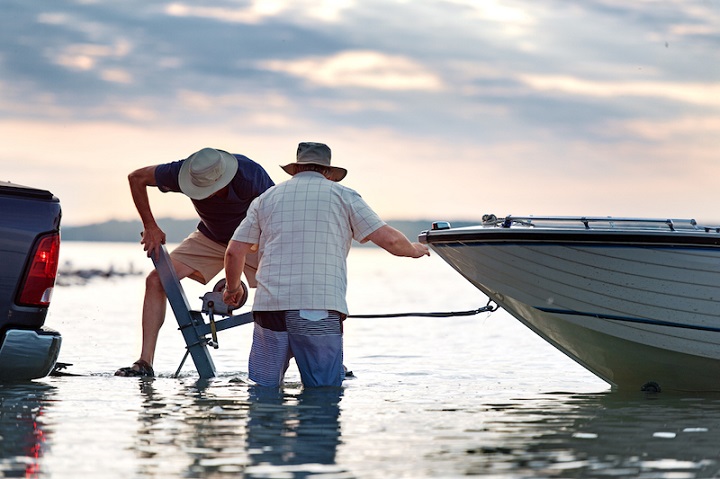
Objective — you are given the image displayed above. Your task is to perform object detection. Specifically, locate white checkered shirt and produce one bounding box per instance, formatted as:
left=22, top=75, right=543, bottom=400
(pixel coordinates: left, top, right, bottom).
left=232, top=171, right=385, bottom=313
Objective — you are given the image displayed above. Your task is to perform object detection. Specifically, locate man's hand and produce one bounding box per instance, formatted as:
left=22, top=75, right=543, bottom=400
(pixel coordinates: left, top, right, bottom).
left=141, top=225, right=167, bottom=258
left=222, top=286, right=246, bottom=308
left=411, top=242, right=430, bottom=258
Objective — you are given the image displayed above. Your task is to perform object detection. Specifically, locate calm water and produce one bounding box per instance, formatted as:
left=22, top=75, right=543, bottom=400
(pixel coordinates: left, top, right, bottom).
left=5, top=242, right=720, bottom=478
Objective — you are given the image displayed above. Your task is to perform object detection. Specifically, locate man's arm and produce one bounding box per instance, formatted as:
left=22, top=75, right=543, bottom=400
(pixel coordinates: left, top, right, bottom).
left=223, top=240, right=253, bottom=307
left=365, top=225, right=430, bottom=258
left=128, top=165, right=166, bottom=257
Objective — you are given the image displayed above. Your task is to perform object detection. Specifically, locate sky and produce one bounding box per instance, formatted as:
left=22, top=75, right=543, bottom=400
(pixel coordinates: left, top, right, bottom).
left=2, top=0, right=719, bottom=227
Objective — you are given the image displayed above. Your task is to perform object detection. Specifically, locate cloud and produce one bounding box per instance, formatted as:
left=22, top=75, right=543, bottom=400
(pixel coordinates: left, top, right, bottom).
left=177, top=90, right=295, bottom=127
left=2, top=0, right=719, bottom=225
left=165, top=2, right=282, bottom=24
left=165, top=0, right=353, bottom=24
left=616, top=116, right=720, bottom=142
left=259, top=50, right=444, bottom=91
left=446, top=0, right=535, bottom=34
left=519, top=74, right=720, bottom=107
left=33, top=9, right=137, bottom=92
left=100, top=68, right=133, bottom=84
left=50, top=40, right=132, bottom=72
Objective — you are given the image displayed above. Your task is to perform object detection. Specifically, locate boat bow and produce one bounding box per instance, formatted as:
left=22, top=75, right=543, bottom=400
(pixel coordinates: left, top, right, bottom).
left=420, top=216, right=720, bottom=392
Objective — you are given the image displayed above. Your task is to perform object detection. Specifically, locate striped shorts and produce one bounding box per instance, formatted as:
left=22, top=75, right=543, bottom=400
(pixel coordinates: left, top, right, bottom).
left=248, top=310, right=345, bottom=388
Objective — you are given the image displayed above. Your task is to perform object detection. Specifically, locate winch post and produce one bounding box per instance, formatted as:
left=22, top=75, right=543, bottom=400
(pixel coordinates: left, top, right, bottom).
left=151, top=245, right=217, bottom=379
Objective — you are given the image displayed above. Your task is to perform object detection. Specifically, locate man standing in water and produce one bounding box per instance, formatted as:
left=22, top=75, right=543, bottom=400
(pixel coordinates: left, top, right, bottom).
left=223, top=142, right=429, bottom=387
left=116, top=147, right=274, bottom=377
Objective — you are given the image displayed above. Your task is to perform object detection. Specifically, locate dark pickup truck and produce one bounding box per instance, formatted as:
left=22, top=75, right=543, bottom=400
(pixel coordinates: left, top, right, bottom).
left=0, top=181, right=62, bottom=380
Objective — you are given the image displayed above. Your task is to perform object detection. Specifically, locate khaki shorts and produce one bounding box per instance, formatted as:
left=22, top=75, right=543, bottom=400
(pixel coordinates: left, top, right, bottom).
left=170, top=231, right=258, bottom=287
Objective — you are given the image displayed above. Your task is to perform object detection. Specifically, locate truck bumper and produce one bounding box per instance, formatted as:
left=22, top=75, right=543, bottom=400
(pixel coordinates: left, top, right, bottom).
left=0, top=327, right=62, bottom=380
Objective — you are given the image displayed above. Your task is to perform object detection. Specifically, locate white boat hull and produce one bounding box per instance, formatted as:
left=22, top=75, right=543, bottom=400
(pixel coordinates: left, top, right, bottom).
left=422, top=218, right=720, bottom=392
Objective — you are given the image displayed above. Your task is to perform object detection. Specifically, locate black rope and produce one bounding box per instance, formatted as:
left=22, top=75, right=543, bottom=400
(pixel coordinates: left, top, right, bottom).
left=348, top=301, right=497, bottom=319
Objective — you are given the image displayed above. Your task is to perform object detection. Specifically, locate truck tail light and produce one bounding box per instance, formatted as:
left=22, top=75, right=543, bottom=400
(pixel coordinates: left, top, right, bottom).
left=17, top=233, right=61, bottom=307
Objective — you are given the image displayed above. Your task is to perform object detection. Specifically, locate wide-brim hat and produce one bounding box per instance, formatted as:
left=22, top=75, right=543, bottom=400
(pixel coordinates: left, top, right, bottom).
left=179, top=148, right=238, bottom=200
left=281, top=142, right=347, bottom=182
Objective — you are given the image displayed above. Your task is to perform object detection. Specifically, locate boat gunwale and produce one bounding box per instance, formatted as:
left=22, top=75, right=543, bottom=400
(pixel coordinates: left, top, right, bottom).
left=421, top=224, right=720, bottom=248
left=423, top=232, right=720, bottom=248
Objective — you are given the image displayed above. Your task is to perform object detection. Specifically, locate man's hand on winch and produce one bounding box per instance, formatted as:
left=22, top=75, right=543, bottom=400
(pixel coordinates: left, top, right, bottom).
left=222, top=284, right=246, bottom=308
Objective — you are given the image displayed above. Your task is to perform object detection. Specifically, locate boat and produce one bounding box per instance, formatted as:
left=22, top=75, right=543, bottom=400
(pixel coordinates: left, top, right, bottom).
left=419, top=215, right=720, bottom=392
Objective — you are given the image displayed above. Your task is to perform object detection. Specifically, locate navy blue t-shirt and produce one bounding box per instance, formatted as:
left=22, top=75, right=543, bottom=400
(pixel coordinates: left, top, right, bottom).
left=154, top=153, right=275, bottom=245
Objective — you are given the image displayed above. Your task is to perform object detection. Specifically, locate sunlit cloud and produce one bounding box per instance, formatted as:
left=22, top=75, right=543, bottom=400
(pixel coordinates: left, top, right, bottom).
left=37, top=11, right=134, bottom=86
left=165, top=2, right=281, bottom=24
left=100, top=69, right=132, bottom=84
left=55, top=52, right=95, bottom=71
left=306, top=98, right=398, bottom=114
left=0, top=89, right=69, bottom=119
left=37, top=12, right=72, bottom=25
left=166, top=0, right=353, bottom=23
left=670, top=24, right=718, bottom=36
left=53, top=44, right=124, bottom=71
left=260, top=50, right=444, bottom=91
left=446, top=0, right=535, bottom=35
left=37, top=11, right=114, bottom=38
left=519, top=74, right=720, bottom=107
left=47, top=40, right=133, bottom=79
left=177, top=90, right=294, bottom=127
left=178, top=89, right=399, bottom=120
left=158, top=57, right=183, bottom=69
left=615, top=116, right=720, bottom=142
left=178, top=90, right=292, bottom=112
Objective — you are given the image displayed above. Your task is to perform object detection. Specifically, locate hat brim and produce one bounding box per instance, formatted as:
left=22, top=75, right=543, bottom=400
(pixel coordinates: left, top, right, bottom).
left=179, top=150, right=238, bottom=200
left=281, top=163, right=347, bottom=182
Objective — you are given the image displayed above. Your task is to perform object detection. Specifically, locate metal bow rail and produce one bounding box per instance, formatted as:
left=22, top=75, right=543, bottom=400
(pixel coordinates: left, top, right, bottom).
left=479, top=214, right=720, bottom=233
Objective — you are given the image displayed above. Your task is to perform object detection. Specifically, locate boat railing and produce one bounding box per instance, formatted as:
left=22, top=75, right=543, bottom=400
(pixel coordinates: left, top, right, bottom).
left=486, top=215, right=720, bottom=233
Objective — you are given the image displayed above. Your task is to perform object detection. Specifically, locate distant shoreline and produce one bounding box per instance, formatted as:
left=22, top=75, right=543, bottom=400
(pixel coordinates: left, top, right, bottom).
left=61, top=218, right=480, bottom=244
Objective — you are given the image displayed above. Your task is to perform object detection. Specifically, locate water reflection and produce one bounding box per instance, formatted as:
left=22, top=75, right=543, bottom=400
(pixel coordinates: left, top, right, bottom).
left=245, top=385, right=347, bottom=478
left=133, top=379, right=348, bottom=478
left=131, top=378, right=251, bottom=476
left=0, top=382, right=56, bottom=478
left=457, top=391, right=720, bottom=478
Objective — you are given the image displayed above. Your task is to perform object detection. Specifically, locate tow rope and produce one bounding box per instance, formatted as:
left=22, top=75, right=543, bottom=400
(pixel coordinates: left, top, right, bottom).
left=50, top=301, right=498, bottom=378
left=348, top=300, right=497, bottom=319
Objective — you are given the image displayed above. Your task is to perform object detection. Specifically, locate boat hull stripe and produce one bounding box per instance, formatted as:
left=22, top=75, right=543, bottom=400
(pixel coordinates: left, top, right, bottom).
left=537, top=307, right=720, bottom=333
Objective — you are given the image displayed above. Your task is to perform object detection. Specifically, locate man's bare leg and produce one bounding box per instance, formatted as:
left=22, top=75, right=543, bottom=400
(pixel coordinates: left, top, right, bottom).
left=118, top=259, right=198, bottom=375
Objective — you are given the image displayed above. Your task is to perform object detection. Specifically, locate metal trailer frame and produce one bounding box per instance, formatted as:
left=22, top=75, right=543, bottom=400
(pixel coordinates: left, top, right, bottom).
left=151, top=244, right=253, bottom=378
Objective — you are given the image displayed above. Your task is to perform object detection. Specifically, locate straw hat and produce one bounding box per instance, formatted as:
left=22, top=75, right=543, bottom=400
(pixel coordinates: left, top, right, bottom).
left=178, top=148, right=238, bottom=200
left=281, top=142, right=347, bottom=182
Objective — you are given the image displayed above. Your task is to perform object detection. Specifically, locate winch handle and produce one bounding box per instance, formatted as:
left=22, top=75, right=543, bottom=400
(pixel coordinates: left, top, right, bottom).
left=212, top=278, right=249, bottom=310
